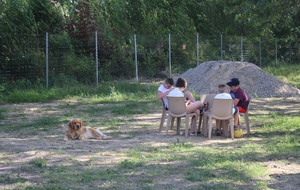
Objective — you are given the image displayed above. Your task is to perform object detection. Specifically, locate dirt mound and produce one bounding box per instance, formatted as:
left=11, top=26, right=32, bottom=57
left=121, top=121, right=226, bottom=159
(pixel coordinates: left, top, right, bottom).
left=178, top=61, right=300, bottom=98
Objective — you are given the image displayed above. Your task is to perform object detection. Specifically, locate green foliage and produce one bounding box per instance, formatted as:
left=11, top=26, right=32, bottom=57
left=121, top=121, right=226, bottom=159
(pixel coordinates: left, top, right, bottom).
left=263, top=64, right=300, bottom=88
left=1, top=0, right=300, bottom=83
left=29, top=0, right=65, bottom=34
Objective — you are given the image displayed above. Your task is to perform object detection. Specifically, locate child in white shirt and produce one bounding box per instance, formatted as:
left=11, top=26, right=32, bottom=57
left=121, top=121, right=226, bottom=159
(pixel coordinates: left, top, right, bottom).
left=157, top=78, right=174, bottom=110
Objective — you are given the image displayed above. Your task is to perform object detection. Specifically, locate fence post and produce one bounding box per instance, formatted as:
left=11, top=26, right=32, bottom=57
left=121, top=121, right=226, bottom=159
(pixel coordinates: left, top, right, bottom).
left=134, top=34, right=138, bottom=82
left=168, top=33, right=172, bottom=77
left=289, top=41, right=291, bottom=63
left=220, top=34, right=223, bottom=60
left=196, top=33, right=199, bottom=65
left=95, top=31, right=99, bottom=85
left=45, top=32, right=49, bottom=89
left=240, top=36, right=243, bottom=62
left=259, top=37, right=262, bottom=67
left=275, top=38, right=278, bottom=65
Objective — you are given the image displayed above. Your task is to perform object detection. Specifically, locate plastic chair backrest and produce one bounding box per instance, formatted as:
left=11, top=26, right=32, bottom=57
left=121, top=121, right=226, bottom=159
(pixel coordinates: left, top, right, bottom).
left=200, top=94, right=216, bottom=111
left=167, top=96, right=187, bottom=116
left=211, top=98, right=233, bottom=118
left=246, top=96, right=251, bottom=110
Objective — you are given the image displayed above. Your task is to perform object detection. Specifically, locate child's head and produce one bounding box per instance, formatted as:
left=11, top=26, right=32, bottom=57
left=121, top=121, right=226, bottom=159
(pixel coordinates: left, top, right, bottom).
left=176, top=78, right=187, bottom=90
left=218, top=84, right=226, bottom=93
left=227, top=78, right=240, bottom=91
left=164, top=78, right=174, bottom=89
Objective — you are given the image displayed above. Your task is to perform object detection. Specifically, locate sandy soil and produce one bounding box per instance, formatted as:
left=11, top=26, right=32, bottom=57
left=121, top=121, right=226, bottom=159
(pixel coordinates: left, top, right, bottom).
left=0, top=97, right=299, bottom=189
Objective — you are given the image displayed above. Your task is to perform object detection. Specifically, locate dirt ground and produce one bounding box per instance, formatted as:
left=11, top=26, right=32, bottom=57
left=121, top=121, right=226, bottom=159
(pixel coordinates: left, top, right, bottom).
left=0, top=97, right=299, bottom=189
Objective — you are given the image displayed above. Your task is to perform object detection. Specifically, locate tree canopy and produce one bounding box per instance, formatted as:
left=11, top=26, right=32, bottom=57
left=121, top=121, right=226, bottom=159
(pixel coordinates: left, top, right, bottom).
left=0, top=0, right=299, bottom=84
left=1, top=0, right=299, bottom=38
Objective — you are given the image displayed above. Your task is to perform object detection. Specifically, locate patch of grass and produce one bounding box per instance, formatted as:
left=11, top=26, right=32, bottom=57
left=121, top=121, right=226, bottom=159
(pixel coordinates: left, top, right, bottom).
left=261, top=114, right=300, bottom=135
left=117, top=159, right=144, bottom=169
left=29, top=158, right=47, bottom=169
left=111, top=101, right=156, bottom=115
left=0, top=153, right=12, bottom=165
left=126, top=144, right=191, bottom=163
left=0, top=108, right=7, bottom=120
left=0, top=116, right=68, bottom=133
left=263, top=64, right=300, bottom=88
left=170, top=138, right=195, bottom=150
left=0, top=81, right=158, bottom=104
left=0, top=174, right=27, bottom=184
left=44, top=167, right=122, bottom=187
left=185, top=148, right=268, bottom=188
left=80, top=105, right=111, bottom=116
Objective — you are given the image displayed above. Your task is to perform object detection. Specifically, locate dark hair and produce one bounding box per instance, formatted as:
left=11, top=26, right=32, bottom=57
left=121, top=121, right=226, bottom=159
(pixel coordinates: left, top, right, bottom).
left=176, top=78, right=187, bottom=88
left=218, top=84, right=226, bottom=88
left=226, top=78, right=240, bottom=86
left=165, top=78, right=174, bottom=85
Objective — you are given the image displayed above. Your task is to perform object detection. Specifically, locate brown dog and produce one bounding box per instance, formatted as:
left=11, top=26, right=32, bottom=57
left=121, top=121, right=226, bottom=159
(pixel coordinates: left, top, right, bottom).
left=64, top=118, right=109, bottom=140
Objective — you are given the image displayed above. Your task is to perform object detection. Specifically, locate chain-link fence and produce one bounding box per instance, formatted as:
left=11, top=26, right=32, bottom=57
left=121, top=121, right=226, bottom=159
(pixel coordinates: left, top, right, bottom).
left=1, top=32, right=299, bottom=88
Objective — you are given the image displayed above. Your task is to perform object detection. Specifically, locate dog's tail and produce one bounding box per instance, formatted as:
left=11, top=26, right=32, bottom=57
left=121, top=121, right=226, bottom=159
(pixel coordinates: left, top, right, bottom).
left=95, top=129, right=107, bottom=137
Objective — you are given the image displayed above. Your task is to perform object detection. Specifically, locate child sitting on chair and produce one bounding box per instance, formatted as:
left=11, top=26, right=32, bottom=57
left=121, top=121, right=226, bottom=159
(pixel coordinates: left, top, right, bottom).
left=215, top=84, right=239, bottom=136
left=218, top=84, right=226, bottom=93
left=168, top=78, right=206, bottom=135
left=157, top=78, right=175, bottom=110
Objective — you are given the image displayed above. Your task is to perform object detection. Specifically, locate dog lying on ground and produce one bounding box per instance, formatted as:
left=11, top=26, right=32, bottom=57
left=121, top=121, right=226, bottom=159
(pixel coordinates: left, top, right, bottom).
left=64, top=118, right=110, bottom=140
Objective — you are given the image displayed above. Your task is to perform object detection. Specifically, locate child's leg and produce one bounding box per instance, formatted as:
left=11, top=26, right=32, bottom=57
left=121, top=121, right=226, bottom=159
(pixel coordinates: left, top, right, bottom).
left=186, top=101, right=204, bottom=113
left=189, top=115, right=197, bottom=134
left=234, top=109, right=239, bottom=127
left=184, top=91, right=196, bottom=102
left=216, top=120, right=220, bottom=130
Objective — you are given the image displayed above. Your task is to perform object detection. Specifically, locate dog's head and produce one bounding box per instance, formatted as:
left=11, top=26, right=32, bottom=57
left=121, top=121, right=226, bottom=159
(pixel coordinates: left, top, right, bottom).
left=68, top=118, right=83, bottom=132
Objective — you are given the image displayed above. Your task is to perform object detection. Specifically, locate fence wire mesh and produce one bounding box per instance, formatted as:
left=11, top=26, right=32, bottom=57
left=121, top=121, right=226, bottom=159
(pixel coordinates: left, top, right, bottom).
left=0, top=32, right=299, bottom=88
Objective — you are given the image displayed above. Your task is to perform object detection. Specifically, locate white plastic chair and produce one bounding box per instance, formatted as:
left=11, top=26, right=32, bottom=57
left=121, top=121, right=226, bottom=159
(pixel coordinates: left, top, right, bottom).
left=200, top=94, right=216, bottom=135
left=206, top=98, right=234, bottom=139
left=166, top=96, right=198, bottom=137
left=159, top=101, right=174, bottom=132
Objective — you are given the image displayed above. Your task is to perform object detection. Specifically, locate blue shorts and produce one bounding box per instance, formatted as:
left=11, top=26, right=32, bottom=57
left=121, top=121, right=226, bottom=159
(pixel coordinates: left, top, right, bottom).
left=233, top=106, right=238, bottom=114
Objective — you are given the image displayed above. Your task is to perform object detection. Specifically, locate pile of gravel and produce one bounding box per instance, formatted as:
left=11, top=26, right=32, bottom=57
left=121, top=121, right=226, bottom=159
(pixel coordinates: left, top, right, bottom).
left=177, top=61, right=300, bottom=98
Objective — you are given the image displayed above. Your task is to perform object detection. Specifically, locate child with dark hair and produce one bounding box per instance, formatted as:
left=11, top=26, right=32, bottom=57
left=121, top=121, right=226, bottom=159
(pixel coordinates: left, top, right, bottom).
left=157, top=78, right=175, bottom=110
left=168, top=78, right=206, bottom=135
left=226, top=78, right=249, bottom=129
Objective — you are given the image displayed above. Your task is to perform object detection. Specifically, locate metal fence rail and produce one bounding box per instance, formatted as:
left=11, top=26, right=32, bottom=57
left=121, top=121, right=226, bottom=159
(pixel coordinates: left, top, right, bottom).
left=0, top=32, right=299, bottom=88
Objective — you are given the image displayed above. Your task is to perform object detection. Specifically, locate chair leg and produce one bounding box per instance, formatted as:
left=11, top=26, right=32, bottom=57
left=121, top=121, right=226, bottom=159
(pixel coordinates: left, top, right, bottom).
left=195, top=114, right=199, bottom=136
left=208, top=117, right=213, bottom=139
left=170, top=117, right=175, bottom=130
left=159, top=109, right=167, bottom=132
left=202, top=113, right=208, bottom=136
left=223, top=120, right=229, bottom=137
left=166, top=115, right=172, bottom=135
left=176, top=117, right=181, bottom=135
left=221, top=120, right=226, bottom=130
left=185, top=116, right=190, bottom=138
left=229, top=118, right=234, bottom=140
left=244, top=112, right=250, bottom=134
left=198, top=113, right=203, bottom=133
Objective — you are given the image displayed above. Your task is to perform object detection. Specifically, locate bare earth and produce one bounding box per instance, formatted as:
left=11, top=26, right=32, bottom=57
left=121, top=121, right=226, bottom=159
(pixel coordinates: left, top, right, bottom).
left=0, top=97, right=299, bottom=189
